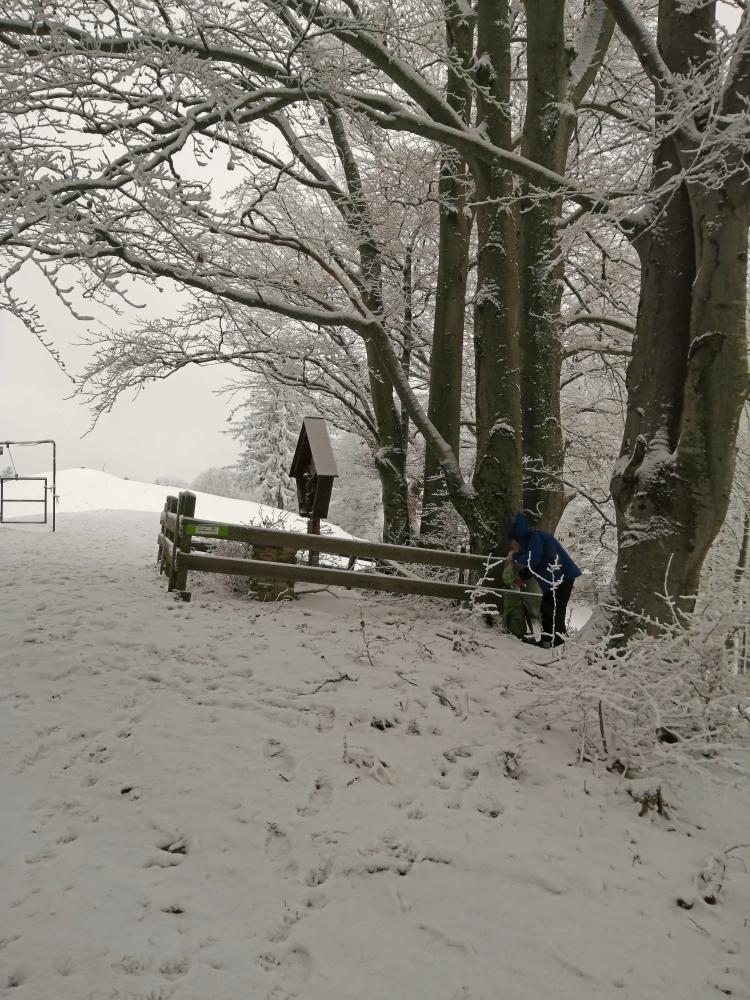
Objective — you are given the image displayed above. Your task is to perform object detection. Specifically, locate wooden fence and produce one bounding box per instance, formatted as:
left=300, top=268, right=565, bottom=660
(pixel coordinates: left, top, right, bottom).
left=156, top=491, right=538, bottom=607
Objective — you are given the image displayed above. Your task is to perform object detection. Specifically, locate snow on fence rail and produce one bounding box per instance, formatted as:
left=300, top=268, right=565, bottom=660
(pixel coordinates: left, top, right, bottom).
left=155, top=491, right=538, bottom=606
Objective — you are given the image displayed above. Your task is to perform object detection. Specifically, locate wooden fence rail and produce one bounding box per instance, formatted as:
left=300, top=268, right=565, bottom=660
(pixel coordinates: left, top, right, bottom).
left=162, top=513, right=490, bottom=572
left=179, top=551, right=479, bottom=601
left=156, top=491, right=539, bottom=607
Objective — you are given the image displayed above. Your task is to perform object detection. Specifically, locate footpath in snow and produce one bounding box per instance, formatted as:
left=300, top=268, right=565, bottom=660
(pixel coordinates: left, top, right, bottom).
left=1, top=474, right=749, bottom=1000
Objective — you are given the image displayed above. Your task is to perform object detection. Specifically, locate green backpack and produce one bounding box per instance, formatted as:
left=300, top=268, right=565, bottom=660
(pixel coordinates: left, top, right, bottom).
left=500, top=559, right=527, bottom=639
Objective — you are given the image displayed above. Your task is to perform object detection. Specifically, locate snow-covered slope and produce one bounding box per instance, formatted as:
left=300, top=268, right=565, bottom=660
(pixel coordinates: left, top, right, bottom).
left=2, top=467, right=345, bottom=534
left=1, top=505, right=749, bottom=999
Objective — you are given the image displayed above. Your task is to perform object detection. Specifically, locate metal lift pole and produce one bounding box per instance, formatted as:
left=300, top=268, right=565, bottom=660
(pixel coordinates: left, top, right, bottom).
left=0, top=439, right=57, bottom=531
left=52, top=439, right=56, bottom=532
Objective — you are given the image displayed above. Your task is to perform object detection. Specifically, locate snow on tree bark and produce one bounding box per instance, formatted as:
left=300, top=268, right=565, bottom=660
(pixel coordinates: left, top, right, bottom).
left=606, top=0, right=750, bottom=633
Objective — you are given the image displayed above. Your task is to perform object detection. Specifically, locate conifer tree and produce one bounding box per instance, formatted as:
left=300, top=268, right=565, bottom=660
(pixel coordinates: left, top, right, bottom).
left=230, top=388, right=302, bottom=511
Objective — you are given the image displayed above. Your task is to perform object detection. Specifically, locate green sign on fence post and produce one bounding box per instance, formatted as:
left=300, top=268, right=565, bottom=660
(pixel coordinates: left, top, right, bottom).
left=184, top=522, right=229, bottom=538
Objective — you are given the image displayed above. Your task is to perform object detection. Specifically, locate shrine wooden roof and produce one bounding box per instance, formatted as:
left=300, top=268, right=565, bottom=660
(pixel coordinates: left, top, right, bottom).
left=289, top=416, right=339, bottom=478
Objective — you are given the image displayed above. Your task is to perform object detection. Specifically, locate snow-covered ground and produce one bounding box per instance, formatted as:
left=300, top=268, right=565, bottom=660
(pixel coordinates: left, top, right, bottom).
left=1, top=473, right=749, bottom=1000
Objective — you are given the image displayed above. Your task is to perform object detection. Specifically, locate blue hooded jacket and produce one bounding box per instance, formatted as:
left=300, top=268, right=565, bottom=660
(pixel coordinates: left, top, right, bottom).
left=509, top=512, right=581, bottom=593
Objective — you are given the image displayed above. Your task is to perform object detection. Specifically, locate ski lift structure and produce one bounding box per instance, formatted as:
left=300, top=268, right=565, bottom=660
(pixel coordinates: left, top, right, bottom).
left=0, top=439, right=57, bottom=531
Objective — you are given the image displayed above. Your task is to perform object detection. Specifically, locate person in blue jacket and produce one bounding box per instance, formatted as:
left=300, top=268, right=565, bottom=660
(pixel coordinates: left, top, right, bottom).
left=508, top=512, right=581, bottom=648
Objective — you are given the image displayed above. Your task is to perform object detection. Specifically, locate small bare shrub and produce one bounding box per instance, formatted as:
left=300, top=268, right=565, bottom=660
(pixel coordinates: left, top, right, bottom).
left=213, top=508, right=300, bottom=594
left=520, top=581, right=750, bottom=778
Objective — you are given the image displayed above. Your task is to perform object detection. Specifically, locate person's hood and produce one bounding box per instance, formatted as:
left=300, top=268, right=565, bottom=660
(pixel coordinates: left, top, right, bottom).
left=509, top=511, right=531, bottom=544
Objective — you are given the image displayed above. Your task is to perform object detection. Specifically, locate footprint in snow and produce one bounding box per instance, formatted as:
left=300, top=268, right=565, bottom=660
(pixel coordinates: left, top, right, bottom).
left=159, top=954, right=191, bottom=979
left=266, top=894, right=328, bottom=944
left=55, top=829, right=78, bottom=845
left=304, top=855, right=334, bottom=887
left=476, top=797, right=504, bottom=819
left=114, top=955, right=150, bottom=975
left=52, top=956, right=75, bottom=977
left=264, top=739, right=296, bottom=779
left=158, top=836, right=188, bottom=856
left=257, top=946, right=313, bottom=999
left=296, top=775, right=332, bottom=817
left=264, top=824, right=299, bottom=878
left=370, top=715, right=400, bottom=731
left=144, top=837, right=188, bottom=868
left=25, top=848, right=56, bottom=866
left=4, top=969, right=25, bottom=989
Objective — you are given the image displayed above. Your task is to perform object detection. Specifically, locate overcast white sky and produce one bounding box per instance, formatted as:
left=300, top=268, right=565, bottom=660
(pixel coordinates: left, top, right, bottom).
left=1, top=270, right=241, bottom=484
left=0, top=122, right=265, bottom=486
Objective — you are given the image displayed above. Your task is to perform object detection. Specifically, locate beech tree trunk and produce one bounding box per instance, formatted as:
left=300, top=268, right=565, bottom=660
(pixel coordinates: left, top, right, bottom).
left=363, top=302, right=411, bottom=545
left=371, top=410, right=411, bottom=546
left=327, top=109, right=413, bottom=545
left=468, top=0, right=524, bottom=554
left=612, top=200, right=748, bottom=626
left=420, top=1, right=473, bottom=539
left=609, top=0, right=750, bottom=632
left=435, top=0, right=612, bottom=552
left=518, top=0, right=567, bottom=531
left=519, top=0, right=613, bottom=532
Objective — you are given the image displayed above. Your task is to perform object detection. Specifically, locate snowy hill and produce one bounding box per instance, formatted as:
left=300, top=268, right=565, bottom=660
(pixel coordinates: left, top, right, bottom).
left=1, top=497, right=749, bottom=999
left=2, top=467, right=347, bottom=535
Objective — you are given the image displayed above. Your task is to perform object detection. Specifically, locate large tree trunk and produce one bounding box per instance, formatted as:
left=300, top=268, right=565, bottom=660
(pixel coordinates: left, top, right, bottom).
left=363, top=298, right=412, bottom=546
left=326, top=109, right=413, bottom=545
left=519, top=0, right=614, bottom=532
left=674, top=200, right=748, bottom=590
left=420, top=1, right=474, bottom=539
left=611, top=200, right=748, bottom=625
left=426, top=1, right=614, bottom=551
left=469, top=0, right=523, bottom=554
left=419, top=148, right=471, bottom=537
left=370, top=367, right=412, bottom=545
left=609, top=0, right=749, bottom=631
left=609, top=183, right=699, bottom=622
left=518, top=0, right=567, bottom=531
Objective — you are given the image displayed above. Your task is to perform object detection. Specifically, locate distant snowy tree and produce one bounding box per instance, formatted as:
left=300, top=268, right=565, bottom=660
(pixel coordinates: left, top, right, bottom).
left=154, top=474, right=189, bottom=488
left=229, top=388, right=302, bottom=510
left=327, top=431, right=383, bottom=540
left=191, top=466, right=246, bottom=500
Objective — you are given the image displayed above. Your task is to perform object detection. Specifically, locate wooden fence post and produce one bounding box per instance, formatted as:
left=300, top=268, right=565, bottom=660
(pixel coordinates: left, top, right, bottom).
left=157, top=497, right=169, bottom=569
left=307, top=516, right=320, bottom=566
left=161, top=495, right=178, bottom=575
left=249, top=541, right=297, bottom=601
left=169, top=491, right=196, bottom=596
